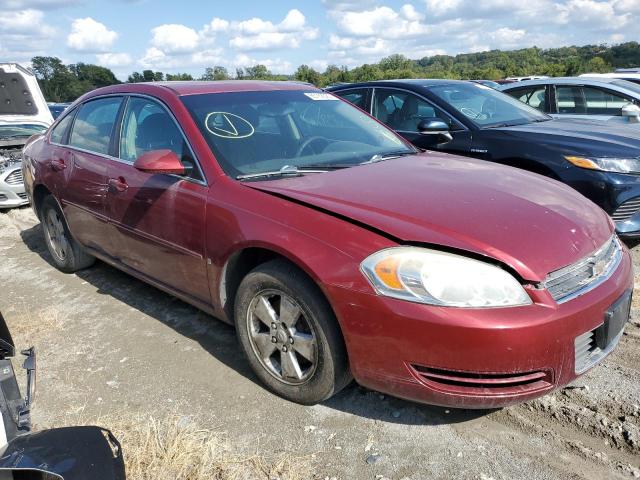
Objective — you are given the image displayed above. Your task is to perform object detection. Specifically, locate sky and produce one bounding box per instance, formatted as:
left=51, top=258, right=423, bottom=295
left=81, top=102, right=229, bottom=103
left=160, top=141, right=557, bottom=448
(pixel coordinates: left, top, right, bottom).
left=1, top=0, right=639, bottom=80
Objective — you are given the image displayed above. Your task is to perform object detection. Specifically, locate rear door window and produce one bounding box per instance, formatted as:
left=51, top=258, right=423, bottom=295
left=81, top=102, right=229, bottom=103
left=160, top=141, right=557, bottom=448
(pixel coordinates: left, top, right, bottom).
left=556, top=86, right=585, bottom=114
left=333, top=89, right=368, bottom=109
left=508, top=87, right=547, bottom=112
left=69, top=97, right=122, bottom=155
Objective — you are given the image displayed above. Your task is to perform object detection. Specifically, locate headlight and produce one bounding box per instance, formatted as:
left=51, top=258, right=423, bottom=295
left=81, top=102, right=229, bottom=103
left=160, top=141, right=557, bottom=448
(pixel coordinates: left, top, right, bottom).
left=360, top=247, right=532, bottom=308
left=565, top=155, right=640, bottom=174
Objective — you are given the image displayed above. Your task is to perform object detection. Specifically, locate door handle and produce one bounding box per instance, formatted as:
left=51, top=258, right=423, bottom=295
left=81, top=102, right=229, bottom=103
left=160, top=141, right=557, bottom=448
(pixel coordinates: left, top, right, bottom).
left=108, top=177, right=128, bottom=193
left=50, top=158, right=66, bottom=171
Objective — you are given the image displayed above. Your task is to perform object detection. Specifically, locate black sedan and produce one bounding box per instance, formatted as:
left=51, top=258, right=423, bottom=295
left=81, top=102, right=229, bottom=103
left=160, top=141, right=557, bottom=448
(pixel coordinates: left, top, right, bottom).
left=328, top=80, right=640, bottom=237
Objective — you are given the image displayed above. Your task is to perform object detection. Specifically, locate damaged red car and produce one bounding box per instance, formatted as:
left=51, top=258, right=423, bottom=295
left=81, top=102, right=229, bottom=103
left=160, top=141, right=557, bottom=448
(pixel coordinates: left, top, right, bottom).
left=22, top=81, right=632, bottom=408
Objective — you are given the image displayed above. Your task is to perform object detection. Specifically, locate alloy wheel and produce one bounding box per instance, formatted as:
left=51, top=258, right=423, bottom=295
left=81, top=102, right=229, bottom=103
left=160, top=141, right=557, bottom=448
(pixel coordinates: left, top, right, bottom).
left=43, top=208, right=69, bottom=263
left=246, top=289, right=318, bottom=385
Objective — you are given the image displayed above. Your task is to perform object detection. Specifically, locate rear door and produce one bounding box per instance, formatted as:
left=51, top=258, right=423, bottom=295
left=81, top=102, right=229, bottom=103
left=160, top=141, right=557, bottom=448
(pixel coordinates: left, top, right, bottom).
left=59, top=96, right=123, bottom=253
left=105, top=95, right=210, bottom=303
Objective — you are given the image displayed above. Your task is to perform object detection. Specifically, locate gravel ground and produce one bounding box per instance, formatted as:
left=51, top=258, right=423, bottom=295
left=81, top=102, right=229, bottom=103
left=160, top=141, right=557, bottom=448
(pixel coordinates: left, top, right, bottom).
left=1, top=206, right=639, bottom=480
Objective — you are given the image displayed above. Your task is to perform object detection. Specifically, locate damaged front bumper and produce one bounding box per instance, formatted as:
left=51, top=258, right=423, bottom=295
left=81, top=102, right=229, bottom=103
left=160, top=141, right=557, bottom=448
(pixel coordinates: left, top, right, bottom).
left=0, top=146, right=28, bottom=209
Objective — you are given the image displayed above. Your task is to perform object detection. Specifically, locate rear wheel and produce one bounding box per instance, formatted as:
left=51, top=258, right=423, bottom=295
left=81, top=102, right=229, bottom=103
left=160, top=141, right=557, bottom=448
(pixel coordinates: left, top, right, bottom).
left=234, top=259, right=351, bottom=404
left=40, top=195, right=94, bottom=273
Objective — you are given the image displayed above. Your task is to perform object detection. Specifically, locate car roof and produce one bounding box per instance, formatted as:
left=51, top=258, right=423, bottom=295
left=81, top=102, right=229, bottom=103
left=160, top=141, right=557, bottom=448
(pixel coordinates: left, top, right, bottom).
left=84, top=80, right=317, bottom=98
left=500, top=76, right=639, bottom=91
left=328, top=79, right=469, bottom=90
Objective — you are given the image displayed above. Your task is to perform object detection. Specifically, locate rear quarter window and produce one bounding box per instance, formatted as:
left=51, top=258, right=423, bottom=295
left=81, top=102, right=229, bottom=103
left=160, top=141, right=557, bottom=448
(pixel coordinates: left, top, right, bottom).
left=50, top=109, right=76, bottom=145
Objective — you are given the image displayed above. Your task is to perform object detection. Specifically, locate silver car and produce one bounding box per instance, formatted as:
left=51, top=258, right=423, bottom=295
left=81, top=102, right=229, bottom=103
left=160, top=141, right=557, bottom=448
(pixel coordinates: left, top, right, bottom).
left=500, top=76, right=640, bottom=127
left=0, top=141, right=29, bottom=209
left=0, top=63, right=53, bottom=209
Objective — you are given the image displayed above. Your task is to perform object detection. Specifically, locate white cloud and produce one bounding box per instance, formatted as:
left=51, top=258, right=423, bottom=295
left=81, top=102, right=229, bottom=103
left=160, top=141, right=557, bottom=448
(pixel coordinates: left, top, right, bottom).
left=279, top=9, right=306, bottom=31
left=4, top=0, right=79, bottom=9
left=0, top=9, right=56, bottom=62
left=67, top=17, right=118, bottom=52
left=151, top=24, right=200, bottom=53
left=334, top=6, right=429, bottom=38
left=228, top=9, right=318, bottom=51
left=96, top=52, right=133, bottom=67
left=0, top=9, right=53, bottom=33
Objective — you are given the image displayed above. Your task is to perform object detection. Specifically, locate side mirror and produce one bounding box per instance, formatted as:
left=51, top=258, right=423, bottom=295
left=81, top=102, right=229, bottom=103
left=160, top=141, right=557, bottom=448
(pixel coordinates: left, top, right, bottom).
left=133, top=149, right=185, bottom=175
left=417, top=119, right=453, bottom=144
left=622, top=103, right=640, bottom=123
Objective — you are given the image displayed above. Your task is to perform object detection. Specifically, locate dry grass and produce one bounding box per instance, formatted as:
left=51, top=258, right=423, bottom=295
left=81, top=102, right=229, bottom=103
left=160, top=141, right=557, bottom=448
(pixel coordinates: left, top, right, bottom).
left=81, top=414, right=314, bottom=480
left=6, top=304, right=66, bottom=343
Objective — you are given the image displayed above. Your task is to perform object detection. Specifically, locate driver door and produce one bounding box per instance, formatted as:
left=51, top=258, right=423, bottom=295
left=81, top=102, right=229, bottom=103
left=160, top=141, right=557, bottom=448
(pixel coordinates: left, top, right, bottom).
left=105, top=95, right=211, bottom=303
left=368, top=88, right=472, bottom=154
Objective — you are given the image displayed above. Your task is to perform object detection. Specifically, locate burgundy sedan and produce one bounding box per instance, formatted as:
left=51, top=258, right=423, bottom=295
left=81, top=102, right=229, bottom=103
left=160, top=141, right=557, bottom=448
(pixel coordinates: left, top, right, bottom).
left=22, top=81, right=632, bottom=408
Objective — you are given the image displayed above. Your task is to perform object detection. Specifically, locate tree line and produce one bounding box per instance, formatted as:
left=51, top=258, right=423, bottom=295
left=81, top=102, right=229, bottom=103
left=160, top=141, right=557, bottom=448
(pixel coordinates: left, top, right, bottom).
left=31, top=41, right=640, bottom=102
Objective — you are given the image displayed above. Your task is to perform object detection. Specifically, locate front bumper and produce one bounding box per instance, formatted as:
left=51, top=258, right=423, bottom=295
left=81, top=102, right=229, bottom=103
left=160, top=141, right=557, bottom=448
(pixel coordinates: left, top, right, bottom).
left=0, top=166, right=28, bottom=209
left=561, top=169, right=640, bottom=237
left=328, top=247, right=633, bottom=409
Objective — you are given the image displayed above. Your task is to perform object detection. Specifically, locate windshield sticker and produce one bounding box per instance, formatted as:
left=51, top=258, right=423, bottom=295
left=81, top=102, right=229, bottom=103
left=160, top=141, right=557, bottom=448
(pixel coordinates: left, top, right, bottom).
left=304, top=92, right=338, bottom=101
left=205, top=112, right=255, bottom=139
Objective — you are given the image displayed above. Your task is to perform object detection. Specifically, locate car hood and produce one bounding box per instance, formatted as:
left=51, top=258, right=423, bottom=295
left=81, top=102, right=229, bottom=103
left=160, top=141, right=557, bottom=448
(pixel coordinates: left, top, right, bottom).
left=0, top=64, right=53, bottom=128
left=248, top=152, right=613, bottom=281
left=491, top=118, right=640, bottom=154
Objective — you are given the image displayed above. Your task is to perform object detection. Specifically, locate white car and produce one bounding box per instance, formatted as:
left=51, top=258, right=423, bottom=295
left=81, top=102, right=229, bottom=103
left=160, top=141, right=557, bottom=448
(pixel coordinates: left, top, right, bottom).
left=580, top=72, right=640, bottom=86
left=500, top=76, right=640, bottom=127
left=0, top=63, right=52, bottom=209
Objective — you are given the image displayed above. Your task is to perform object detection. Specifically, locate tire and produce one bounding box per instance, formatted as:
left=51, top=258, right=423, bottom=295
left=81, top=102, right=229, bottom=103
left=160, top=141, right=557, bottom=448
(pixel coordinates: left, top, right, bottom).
left=234, top=259, right=351, bottom=404
left=40, top=195, right=95, bottom=273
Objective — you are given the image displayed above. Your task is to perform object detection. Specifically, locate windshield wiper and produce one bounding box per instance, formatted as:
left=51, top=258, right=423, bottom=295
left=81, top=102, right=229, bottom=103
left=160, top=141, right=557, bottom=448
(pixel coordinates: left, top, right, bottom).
left=236, top=164, right=334, bottom=181
left=360, top=150, right=415, bottom=165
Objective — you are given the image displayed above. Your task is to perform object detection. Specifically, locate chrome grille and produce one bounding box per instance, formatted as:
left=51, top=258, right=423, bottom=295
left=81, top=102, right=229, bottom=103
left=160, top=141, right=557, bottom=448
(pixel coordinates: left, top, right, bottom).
left=4, top=169, right=23, bottom=185
left=612, top=197, right=640, bottom=222
left=544, top=236, right=622, bottom=303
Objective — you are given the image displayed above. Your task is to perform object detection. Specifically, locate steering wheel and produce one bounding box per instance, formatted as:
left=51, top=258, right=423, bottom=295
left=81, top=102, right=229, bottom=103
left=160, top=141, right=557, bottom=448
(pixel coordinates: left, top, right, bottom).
left=460, top=107, right=488, bottom=120
left=296, top=136, right=329, bottom=157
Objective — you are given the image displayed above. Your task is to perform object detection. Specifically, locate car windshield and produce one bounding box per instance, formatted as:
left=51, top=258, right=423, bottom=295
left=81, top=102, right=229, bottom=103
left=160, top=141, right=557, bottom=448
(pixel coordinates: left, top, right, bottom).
left=428, top=82, right=550, bottom=128
left=181, top=90, right=414, bottom=179
left=0, top=123, right=47, bottom=139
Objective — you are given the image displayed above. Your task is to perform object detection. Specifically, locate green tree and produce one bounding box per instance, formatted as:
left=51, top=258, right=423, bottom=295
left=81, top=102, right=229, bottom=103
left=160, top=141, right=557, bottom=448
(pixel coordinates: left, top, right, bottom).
left=243, top=65, right=271, bottom=80
left=165, top=73, right=194, bottom=81
left=294, top=64, right=321, bottom=85
left=201, top=66, right=230, bottom=80
left=31, top=56, right=77, bottom=102
left=378, top=54, right=413, bottom=71
left=585, top=56, right=610, bottom=73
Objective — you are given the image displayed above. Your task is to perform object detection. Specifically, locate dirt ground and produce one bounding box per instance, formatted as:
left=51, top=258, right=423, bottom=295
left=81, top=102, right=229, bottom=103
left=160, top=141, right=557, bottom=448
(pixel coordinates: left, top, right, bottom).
left=1, top=206, right=639, bottom=480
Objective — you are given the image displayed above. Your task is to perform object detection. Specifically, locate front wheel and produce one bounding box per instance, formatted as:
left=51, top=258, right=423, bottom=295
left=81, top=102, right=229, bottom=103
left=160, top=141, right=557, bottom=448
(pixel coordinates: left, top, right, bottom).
left=40, top=195, right=95, bottom=273
left=234, top=259, right=351, bottom=404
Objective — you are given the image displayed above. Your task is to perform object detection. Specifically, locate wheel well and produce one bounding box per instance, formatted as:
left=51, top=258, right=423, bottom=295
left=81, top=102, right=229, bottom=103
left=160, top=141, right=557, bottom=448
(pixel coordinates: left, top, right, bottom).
left=32, top=184, right=52, bottom=218
left=221, top=248, right=288, bottom=321
left=499, top=158, right=561, bottom=180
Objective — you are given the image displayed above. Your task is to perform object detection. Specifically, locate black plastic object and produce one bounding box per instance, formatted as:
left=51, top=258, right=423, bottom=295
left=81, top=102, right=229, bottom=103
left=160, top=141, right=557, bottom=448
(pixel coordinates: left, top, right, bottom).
left=0, top=313, right=15, bottom=360
left=0, top=426, right=126, bottom=480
